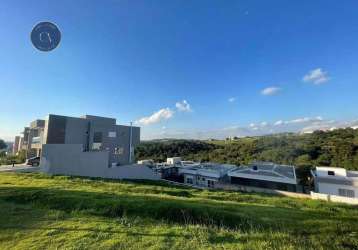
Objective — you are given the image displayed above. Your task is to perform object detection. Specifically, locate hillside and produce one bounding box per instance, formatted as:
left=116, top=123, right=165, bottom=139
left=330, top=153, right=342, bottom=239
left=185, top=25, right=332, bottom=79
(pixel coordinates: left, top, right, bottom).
left=135, top=128, right=358, bottom=171
left=0, top=172, right=357, bottom=249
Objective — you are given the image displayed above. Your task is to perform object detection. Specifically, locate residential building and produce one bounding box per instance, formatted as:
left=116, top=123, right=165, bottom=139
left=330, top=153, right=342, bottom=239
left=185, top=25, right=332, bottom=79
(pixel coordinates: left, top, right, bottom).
left=16, top=120, right=46, bottom=158
left=12, top=136, right=20, bottom=154
left=312, top=167, right=358, bottom=198
left=179, top=163, right=237, bottom=188
left=28, top=119, right=46, bottom=158
left=41, top=114, right=140, bottom=168
left=228, top=162, right=298, bottom=192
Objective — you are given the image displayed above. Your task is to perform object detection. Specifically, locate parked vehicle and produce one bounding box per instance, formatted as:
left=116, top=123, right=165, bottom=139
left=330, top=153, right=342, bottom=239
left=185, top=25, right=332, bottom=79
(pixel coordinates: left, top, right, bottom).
left=26, top=156, right=40, bottom=166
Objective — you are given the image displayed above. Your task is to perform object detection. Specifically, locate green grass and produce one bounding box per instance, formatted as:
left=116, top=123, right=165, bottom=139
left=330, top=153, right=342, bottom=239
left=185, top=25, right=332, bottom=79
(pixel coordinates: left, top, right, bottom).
left=0, top=172, right=357, bottom=249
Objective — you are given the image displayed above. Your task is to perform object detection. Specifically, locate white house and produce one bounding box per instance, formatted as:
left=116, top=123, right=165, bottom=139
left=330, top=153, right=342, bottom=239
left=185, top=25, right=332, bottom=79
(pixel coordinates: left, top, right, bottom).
left=228, top=162, right=298, bottom=192
left=312, top=167, right=358, bottom=198
left=167, top=157, right=182, bottom=165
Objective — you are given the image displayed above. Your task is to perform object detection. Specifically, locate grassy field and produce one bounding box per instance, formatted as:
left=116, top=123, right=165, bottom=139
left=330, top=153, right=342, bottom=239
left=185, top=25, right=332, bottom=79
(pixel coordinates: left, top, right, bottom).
left=0, top=172, right=357, bottom=249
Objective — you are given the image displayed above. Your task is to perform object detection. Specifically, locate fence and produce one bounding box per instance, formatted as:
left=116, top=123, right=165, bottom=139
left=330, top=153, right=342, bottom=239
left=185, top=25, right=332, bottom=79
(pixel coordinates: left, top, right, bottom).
left=310, top=191, right=358, bottom=205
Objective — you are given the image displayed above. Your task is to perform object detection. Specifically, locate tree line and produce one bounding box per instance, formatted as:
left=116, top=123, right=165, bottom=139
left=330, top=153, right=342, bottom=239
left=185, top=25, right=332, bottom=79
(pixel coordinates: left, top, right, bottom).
left=135, top=128, right=358, bottom=171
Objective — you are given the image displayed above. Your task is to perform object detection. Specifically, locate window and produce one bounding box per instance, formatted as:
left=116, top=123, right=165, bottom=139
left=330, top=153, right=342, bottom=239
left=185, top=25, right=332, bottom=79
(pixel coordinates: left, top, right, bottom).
left=108, top=131, right=116, bottom=138
left=338, top=189, right=355, bottom=198
left=328, top=171, right=335, bottom=176
left=93, top=132, right=103, bottom=143
left=207, top=180, right=215, bottom=188
left=114, top=147, right=124, bottom=155
left=92, top=143, right=101, bottom=150
left=186, top=177, right=193, bottom=184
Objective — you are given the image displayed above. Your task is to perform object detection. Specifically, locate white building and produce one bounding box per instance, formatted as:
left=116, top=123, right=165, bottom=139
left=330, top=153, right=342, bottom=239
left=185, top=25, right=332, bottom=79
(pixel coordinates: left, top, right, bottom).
left=167, top=157, right=182, bottom=165
left=312, top=167, right=358, bottom=198
left=228, top=162, right=298, bottom=192
left=179, top=163, right=237, bottom=188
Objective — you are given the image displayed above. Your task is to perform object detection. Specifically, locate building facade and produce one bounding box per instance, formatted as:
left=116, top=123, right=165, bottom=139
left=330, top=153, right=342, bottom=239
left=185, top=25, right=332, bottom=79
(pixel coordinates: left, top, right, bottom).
left=179, top=163, right=237, bottom=188
left=41, top=114, right=140, bottom=167
left=14, top=119, right=46, bottom=158
left=312, top=167, right=358, bottom=198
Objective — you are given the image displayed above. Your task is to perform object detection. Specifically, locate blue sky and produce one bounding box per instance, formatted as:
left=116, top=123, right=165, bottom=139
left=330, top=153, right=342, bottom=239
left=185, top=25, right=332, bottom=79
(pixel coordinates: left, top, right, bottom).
left=1, top=0, right=358, bottom=141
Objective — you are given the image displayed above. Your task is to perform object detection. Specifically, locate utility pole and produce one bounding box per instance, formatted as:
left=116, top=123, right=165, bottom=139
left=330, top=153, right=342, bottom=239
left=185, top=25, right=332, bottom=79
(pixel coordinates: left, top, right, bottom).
left=129, top=122, right=133, bottom=164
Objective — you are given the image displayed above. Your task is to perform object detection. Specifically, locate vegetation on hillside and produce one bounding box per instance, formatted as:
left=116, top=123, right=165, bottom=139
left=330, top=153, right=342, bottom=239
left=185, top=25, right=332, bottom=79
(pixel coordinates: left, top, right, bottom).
left=136, top=139, right=219, bottom=162
left=0, top=172, right=357, bottom=249
left=135, top=128, right=358, bottom=171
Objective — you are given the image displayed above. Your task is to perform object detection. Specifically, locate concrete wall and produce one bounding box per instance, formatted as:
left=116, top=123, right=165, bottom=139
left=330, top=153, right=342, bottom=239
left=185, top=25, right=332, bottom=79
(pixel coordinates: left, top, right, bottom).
left=216, top=183, right=310, bottom=198
left=311, top=191, right=358, bottom=205
left=64, top=117, right=88, bottom=145
left=316, top=167, right=347, bottom=177
left=41, top=144, right=160, bottom=180
left=41, top=144, right=109, bottom=177
left=317, top=182, right=358, bottom=198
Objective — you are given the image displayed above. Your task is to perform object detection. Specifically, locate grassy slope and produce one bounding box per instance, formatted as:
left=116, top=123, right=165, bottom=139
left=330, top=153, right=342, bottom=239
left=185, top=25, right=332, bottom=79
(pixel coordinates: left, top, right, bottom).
left=0, top=173, right=357, bottom=250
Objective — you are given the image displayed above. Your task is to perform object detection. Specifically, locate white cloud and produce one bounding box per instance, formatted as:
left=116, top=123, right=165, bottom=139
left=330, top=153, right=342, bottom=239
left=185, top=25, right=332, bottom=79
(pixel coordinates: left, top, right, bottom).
left=273, top=117, right=324, bottom=126
left=286, top=116, right=323, bottom=124
left=141, top=117, right=358, bottom=140
left=303, top=68, right=330, bottom=85
left=175, top=100, right=192, bottom=112
left=261, top=87, right=281, bottom=96
left=136, top=108, right=174, bottom=126
left=274, top=120, right=284, bottom=126
left=260, top=121, right=268, bottom=127
left=228, top=97, right=236, bottom=103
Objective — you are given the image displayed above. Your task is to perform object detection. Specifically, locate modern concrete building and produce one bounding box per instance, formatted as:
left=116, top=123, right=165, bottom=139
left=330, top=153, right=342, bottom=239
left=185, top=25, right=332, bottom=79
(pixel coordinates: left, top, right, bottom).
left=41, top=114, right=140, bottom=167
left=12, top=114, right=148, bottom=179
left=312, top=167, right=358, bottom=198
left=228, top=162, right=298, bottom=192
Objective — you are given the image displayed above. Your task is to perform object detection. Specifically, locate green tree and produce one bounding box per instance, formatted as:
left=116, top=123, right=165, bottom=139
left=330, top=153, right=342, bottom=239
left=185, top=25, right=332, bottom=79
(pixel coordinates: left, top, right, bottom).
left=0, top=139, right=7, bottom=150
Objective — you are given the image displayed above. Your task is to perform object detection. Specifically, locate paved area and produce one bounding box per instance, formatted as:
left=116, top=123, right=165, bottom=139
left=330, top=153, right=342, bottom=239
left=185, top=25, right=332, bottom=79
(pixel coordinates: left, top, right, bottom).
left=0, top=164, right=41, bottom=173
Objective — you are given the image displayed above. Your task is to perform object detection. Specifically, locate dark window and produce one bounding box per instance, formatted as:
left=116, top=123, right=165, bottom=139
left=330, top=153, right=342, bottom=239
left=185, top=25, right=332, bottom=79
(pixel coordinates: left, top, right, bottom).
left=328, top=171, right=335, bottom=176
left=339, top=189, right=355, bottom=198
left=93, top=132, right=103, bottom=143
left=187, top=178, right=193, bottom=184
left=253, top=166, right=258, bottom=171
left=208, top=180, right=215, bottom=188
